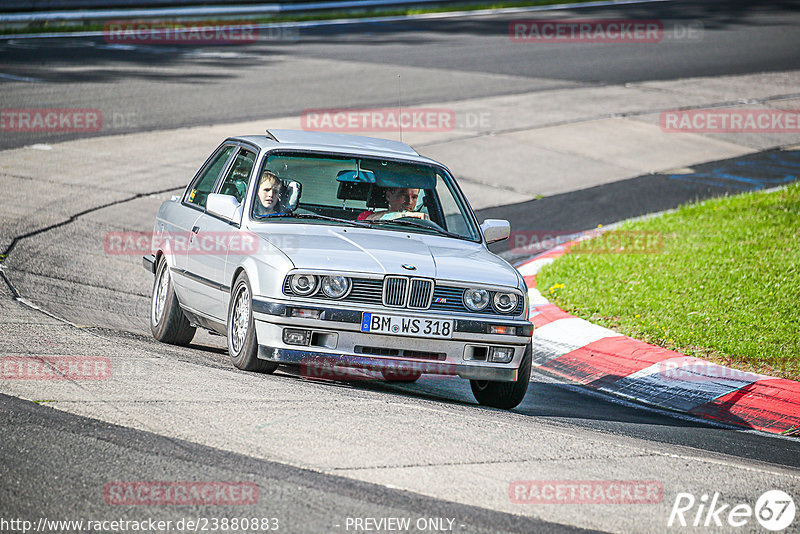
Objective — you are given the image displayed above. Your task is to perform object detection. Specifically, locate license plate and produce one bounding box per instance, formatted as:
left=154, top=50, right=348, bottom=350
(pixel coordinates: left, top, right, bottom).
left=361, top=313, right=453, bottom=339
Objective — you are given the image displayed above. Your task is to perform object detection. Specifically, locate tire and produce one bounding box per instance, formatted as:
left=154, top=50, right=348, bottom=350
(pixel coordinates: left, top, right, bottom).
left=227, top=272, right=278, bottom=373
left=381, top=368, right=422, bottom=383
left=470, top=343, right=531, bottom=410
left=150, top=255, right=196, bottom=346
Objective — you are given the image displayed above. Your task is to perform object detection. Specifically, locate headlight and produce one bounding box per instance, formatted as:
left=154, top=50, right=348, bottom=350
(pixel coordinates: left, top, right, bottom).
left=493, top=292, right=518, bottom=313
left=290, top=274, right=317, bottom=296
left=321, top=275, right=351, bottom=299
left=463, top=288, right=490, bottom=311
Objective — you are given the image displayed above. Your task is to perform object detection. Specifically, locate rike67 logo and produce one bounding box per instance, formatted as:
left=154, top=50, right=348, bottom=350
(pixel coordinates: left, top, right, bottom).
left=669, top=490, right=795, bottom=531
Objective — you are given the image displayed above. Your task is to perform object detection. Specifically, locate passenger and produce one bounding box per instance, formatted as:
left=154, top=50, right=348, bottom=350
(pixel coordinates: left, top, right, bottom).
left=254, top=171, right=286, bottom=217
left=358, top=187, right=429, bottom=221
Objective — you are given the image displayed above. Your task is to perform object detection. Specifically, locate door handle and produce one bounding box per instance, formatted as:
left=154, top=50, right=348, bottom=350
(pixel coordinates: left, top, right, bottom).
left=191, top=226, right=200, bottom=234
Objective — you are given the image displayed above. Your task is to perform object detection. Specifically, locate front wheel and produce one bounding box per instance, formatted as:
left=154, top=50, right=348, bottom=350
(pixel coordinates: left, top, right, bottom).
left=227, top=272, right=278, bottom=374
left=150, top=255, right=195, bottom=346
left=470, top=343, right=531, bottom=410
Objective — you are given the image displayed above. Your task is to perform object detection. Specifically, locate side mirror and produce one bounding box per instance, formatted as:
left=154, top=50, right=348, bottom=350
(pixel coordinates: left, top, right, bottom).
left=283, top=180, right=302, bottom=212
left=480, top=219, right=510, bottom=243
left=207, top=193, right=241, bottom=222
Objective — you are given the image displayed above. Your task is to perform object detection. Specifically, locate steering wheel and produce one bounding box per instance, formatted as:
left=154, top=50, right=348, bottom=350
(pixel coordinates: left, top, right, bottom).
left=396, top=214, right=445, bottom=231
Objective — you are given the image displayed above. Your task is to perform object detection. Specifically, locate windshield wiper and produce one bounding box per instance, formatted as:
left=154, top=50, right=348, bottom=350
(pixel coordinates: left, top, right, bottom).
left=256, top=211, right=371, bottom=228
left=368, top=218, right=466, bottom=240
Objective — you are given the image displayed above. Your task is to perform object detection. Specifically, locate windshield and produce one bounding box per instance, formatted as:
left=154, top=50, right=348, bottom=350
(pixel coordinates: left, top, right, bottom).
left=251, top=152, right=481, bottom=241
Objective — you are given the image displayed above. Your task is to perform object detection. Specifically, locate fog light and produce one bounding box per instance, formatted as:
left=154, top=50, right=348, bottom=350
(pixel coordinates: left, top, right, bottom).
left=489, top=346, right=515, bottom=363
left=488, top=325, right=517, bottom=335
left=283, top=328, right=311, bottom=346
left=291, top=308, right=321, bottom=319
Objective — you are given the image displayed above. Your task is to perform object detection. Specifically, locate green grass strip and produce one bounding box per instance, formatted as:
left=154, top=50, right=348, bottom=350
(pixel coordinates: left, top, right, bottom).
left=537, top=182, right=800, bottom=380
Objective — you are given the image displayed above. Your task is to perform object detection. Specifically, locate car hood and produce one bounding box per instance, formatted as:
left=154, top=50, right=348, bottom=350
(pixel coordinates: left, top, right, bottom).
left=250, top=225, right=520, bottom=288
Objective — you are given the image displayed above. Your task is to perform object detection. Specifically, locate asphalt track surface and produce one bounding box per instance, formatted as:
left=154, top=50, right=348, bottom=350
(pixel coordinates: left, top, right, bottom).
left=1, top=0, right=800, bottom=149
left=2, top=0, right=800, bottom=532
left=0, top=394, right=591, bottom=533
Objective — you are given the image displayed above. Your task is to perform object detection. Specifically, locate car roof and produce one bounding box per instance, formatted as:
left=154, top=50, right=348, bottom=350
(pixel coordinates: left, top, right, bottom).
left=233, top=130, right=442, bottom=165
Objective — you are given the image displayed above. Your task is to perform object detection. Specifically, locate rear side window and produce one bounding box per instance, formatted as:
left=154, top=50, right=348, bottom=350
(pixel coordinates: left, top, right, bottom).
left=185, top=145, right=235, bottom=208
left=218, top=148, right=256, bottom=203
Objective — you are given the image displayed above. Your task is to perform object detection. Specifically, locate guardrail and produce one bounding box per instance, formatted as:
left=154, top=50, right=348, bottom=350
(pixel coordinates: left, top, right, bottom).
left=0, top=0, right=453, bottom=23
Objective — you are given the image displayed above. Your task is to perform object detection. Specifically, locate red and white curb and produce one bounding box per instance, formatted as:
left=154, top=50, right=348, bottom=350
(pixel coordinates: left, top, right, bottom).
left=517, top=243, right=800, bottom=436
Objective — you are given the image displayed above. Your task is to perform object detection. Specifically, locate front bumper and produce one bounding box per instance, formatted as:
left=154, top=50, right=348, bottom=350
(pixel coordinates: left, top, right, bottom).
left=251, top=297, right=532, bottom=382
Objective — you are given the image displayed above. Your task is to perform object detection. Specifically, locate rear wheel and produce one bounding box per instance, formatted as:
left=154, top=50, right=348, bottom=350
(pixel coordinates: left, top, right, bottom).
left=227, top=272, right=278, bottom=373
left=150, top=256, right=195, bottom=345
left=470, top=343, right=531, bottom=409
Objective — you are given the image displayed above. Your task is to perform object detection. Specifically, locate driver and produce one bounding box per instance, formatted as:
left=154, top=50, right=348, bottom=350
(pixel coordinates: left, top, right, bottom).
left=358, top=187, right=429, bottom=221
